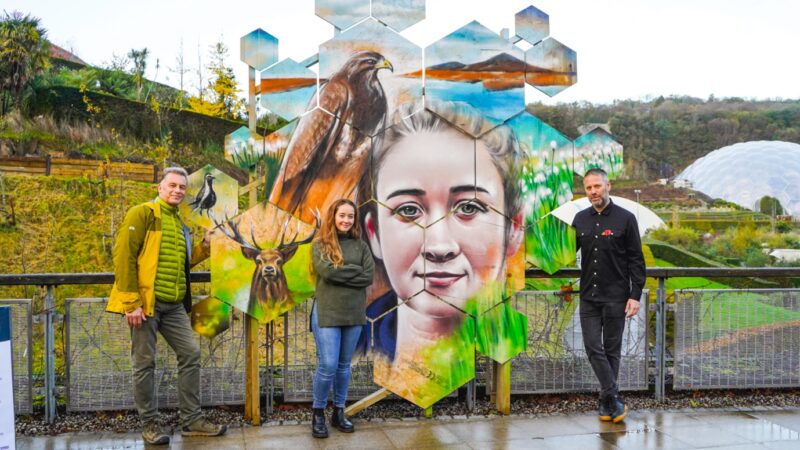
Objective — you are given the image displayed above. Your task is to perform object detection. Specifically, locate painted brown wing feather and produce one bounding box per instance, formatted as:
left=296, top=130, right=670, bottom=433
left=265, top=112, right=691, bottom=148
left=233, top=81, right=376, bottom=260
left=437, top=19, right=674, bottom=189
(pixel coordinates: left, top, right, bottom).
left=282, top=78, right=350, bottom=181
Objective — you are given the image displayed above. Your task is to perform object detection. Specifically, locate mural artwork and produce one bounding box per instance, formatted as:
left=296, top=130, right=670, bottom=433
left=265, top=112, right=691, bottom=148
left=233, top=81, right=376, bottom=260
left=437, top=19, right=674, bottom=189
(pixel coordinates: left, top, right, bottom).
left=180, top=165, right=239, bottom=230
left=208, top=1, right=624, bottom=408
left=210, top=202, right=318, bottom=323
left=574, top=127, right=625, bottom=180
left=507, top=113, right=576, bottom=274
left=224, top=126, right=265, bottom=171
left=191, top=297, right=231, bottom=338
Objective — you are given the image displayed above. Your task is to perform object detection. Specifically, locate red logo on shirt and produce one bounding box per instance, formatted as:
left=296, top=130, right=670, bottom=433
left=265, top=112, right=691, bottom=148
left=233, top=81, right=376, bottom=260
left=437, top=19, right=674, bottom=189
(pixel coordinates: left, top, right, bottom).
left=602, top=229, right=613, bottom=236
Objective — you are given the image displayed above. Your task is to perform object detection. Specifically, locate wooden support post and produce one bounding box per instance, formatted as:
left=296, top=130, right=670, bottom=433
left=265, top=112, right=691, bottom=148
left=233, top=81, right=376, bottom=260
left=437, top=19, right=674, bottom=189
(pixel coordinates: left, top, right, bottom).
left=244, top=172, right=261, bottom=425
left=493, top=360, right=511, bottom=415
left=44, top=285, right=57, bottom=424
left=244, top=317, right=260, bottom=424
left=248, top=67, right=256, bottom=131
left=344, top=388, right=391, bottom=416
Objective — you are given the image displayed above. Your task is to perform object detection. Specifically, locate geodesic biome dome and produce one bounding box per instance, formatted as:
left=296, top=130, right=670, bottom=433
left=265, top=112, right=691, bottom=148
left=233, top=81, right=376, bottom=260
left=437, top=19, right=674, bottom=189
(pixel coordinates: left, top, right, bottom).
left=676, top=141, right=800, bottom=216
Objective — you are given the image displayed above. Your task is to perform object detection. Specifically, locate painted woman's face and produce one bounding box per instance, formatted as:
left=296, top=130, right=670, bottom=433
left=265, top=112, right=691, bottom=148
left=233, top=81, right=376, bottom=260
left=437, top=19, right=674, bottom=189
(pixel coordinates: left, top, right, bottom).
left=367, top=128, right=512, bottom=317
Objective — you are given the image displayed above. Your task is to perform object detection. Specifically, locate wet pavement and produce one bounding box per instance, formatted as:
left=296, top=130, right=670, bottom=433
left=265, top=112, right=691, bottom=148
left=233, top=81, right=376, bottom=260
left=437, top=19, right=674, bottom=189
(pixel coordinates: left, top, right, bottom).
left=15, top=408, right=800, bottom=449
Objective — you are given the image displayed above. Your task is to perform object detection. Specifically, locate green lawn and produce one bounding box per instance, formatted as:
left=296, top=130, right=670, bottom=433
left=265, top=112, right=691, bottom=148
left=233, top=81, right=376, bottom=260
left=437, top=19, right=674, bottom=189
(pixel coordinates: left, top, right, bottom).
left=654, top=259, right=800, bottom=338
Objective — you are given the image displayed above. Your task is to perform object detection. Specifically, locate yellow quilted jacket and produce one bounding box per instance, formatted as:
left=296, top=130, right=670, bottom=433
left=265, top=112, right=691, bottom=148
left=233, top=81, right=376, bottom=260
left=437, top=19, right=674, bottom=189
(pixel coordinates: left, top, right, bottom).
left=106, top=200, right=208, bottom=316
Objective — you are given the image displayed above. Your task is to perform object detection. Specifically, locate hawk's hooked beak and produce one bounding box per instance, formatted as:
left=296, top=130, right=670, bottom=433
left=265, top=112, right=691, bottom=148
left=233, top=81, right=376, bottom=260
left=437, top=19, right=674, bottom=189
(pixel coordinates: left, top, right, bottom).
left=376, top=58, right=394, bottom=72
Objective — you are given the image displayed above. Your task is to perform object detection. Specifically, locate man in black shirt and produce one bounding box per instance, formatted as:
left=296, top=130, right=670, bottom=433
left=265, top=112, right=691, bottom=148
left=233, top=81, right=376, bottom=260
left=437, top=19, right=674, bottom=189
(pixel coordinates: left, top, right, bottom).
left=572, top=168, right=646, bottom=423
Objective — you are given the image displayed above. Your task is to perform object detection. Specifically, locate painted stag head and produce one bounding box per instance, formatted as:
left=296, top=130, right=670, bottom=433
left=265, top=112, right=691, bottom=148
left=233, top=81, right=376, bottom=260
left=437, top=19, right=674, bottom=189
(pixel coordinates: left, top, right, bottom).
left=213, top=210, right=320, bottom=318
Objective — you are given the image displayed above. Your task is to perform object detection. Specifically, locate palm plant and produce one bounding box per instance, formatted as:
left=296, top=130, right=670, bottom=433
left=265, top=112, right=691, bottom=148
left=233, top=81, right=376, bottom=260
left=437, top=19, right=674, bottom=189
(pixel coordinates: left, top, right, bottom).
left=127, top=48, right=149, bottom=101
left=0, top=11, right=51, bottom=114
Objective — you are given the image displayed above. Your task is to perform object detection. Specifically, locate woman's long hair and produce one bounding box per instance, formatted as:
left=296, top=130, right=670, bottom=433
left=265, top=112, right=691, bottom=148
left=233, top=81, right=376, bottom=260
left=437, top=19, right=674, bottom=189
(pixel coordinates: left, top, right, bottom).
left=315, top=198, right=361, bottom=267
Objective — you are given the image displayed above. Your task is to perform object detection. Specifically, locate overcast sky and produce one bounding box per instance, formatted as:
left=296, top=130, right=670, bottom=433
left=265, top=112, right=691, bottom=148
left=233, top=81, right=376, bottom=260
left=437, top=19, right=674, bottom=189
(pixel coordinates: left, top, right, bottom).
left=8, top=0, right=800, bottom=104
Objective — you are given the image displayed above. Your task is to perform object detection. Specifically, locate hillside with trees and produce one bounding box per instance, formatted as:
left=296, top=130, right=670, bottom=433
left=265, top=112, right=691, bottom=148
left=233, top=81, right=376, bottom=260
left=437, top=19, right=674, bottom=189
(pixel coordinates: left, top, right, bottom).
left=529, top=97, right=800, bottom=179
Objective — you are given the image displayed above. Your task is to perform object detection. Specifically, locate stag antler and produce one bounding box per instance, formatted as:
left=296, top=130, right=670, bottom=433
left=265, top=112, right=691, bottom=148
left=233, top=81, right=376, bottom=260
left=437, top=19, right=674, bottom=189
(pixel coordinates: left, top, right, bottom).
left=277, top=208, right=322, bottom=253
left=211, top=213, right=262, bottom=253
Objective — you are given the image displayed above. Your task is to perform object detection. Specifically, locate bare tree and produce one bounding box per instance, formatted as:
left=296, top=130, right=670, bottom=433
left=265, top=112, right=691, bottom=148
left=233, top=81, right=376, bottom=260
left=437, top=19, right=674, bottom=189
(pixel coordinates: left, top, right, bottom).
left=169, top=39, right=190, bottom=109
left=195, top=42, right=205, bottom=101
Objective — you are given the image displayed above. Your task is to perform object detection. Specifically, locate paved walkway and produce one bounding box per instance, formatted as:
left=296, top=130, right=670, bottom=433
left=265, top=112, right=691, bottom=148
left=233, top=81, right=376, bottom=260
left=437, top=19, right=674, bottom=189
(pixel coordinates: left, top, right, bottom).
left=16, top=408, right=800, bottom=449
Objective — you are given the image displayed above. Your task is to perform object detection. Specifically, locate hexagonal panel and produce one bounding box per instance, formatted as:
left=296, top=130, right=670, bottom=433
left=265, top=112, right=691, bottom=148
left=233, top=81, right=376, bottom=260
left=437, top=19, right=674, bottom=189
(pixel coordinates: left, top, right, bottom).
left=429, top=209, right=516, bottom=316
left=476, top=300, right=527, bottom=363
left=240, top=28, right=279, bottom=70
left=525, top=37, right=577, bottom=97
left=268, top=112, right=372, bottom=224
left=319, top=18, right=423, bottom=134
left=371, top=0, right=425, bottom=32
left=372, top=296, right=475, bottom=408
left=506, top=112, right=576, bottom=274
left=363, top=201, right=427, bottom=304
left=515, top=5, right=549, bottom=45
left=262, top=120, right=296, bottom=198
left=425, top=20, right=526, bottom=135
left=210, top=202, right=317, bottom=323
left=191, top=297, right=231, bottom=338
left=574, top=127, right=624, bottom=179
left=316, top=0, right=370, bottom=30
left=259, top=58, right=317, bottom=123
left=224, top=126, right=264, bottom=170
left=180, top=165, right=239, bottom=230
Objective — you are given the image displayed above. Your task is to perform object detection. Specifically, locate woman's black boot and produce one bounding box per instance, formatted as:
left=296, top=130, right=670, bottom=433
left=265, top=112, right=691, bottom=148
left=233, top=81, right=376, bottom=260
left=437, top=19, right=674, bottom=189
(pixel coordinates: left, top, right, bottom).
left=312, top=408, right=328, bottom=438
left=331, top=406, right=355, bottom=433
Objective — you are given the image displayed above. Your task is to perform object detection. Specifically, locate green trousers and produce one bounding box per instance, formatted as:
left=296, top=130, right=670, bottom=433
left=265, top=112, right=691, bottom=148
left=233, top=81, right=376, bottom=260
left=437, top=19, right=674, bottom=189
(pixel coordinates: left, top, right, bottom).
left=131, top=300, right=201, bottom=427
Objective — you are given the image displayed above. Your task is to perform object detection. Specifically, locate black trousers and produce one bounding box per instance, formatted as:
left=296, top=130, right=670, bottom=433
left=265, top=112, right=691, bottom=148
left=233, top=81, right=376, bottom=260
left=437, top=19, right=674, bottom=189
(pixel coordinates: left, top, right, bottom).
left=579, top=299, right=627, bottom=399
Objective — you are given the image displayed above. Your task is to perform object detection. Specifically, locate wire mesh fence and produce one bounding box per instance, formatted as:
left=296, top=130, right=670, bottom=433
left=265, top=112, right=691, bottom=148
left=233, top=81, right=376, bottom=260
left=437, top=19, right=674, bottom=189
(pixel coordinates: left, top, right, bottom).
left=674, top=289, right=800, bottom=390
left=509, top=291, right=649, bottom=394
left=272, top=299, right=379, bottom=402
left=273, top=291, right=650, bottom=401
left=65, top=298, right=246, bottom=412
left=0, top=299, right=33, bottom=414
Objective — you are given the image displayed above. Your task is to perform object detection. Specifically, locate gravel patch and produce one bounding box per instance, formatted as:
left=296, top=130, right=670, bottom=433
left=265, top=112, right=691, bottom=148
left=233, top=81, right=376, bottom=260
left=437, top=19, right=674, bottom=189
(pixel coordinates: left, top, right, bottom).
left=15, top=388, right=800, bottom=436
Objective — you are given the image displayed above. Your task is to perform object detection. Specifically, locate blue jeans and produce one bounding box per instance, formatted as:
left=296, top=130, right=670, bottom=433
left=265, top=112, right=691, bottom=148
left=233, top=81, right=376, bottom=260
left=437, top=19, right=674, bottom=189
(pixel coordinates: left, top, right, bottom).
left=311, top=303, right=362, bottom=409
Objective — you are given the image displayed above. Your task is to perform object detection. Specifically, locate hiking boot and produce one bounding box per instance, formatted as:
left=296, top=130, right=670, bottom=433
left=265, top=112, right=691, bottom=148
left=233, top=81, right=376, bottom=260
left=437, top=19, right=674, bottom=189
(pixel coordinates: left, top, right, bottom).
left=181, top=418, right=227, bottom=436
left=598, top=397, right=612, bottom=422
left=142, top=422, right=170, bottom=445
left=331, top=406, right=354, bottom=433
left=609, top=395, right=628, bottom=423
left=312, top=407, right=329, bottom=438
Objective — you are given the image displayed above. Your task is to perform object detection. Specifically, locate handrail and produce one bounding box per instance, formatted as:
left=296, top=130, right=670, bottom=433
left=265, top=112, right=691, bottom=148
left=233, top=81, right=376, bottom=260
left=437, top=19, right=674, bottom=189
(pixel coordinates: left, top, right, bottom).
left=2, top=267, right=799, bottom=286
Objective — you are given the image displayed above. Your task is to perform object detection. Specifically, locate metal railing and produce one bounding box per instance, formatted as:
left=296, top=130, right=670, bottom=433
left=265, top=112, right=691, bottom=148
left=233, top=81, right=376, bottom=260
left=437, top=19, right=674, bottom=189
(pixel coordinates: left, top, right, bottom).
left=2, top=267, right=799, bottom=423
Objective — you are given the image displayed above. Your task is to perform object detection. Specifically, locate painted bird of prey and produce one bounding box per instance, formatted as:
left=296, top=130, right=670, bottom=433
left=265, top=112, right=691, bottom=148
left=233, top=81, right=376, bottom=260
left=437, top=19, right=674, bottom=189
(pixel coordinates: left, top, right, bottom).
left=189, top=173, right=216, bottom=217
left=269, top=51, right=393, bottom=223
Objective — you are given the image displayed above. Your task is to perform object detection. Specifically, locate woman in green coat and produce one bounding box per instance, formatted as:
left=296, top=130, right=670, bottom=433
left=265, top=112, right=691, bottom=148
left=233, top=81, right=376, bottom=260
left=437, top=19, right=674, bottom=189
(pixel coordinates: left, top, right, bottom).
left=310, top=198, right=375, bottom=438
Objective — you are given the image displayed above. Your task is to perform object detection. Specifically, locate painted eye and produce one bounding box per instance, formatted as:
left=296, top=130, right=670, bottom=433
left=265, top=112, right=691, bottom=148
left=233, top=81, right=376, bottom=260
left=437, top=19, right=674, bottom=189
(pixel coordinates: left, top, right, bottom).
left=367, top=58, right=377, bottom=65
left=393, top=204, right=422, bottom=221
left=454, top=200, right=488, bottom=218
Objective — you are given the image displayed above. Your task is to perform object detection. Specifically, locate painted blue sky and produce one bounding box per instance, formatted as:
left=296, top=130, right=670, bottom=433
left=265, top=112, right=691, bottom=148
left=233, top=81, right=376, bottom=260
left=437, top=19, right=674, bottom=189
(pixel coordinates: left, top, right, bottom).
left=8, top=0, right=800, bottom=104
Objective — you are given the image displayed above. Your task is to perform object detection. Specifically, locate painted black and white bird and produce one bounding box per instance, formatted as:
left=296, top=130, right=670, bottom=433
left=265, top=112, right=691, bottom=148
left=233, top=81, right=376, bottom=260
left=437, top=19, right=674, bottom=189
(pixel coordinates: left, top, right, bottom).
left=189, top=173, right=216, bottom=216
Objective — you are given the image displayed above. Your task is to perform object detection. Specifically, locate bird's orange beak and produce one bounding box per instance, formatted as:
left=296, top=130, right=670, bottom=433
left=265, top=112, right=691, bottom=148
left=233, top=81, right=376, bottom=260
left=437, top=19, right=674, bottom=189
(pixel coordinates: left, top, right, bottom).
left=376, top=58, right=394, bottom=72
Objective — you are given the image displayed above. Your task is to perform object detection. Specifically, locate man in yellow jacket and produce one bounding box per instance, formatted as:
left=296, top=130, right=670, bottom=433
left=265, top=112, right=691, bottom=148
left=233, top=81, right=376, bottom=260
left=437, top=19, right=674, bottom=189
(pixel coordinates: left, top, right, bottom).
left=107, top=167, right=226, bottom=445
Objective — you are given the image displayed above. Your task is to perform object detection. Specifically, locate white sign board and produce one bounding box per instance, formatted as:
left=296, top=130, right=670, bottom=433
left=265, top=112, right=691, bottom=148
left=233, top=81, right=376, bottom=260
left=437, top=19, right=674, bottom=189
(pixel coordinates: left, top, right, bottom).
left=0, top=307, right=15, bottom=450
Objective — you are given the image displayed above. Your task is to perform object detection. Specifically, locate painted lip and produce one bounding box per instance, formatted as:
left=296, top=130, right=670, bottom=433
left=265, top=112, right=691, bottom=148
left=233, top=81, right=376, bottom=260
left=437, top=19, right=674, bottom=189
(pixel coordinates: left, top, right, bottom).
left=419, top=271, right=466, bottom=288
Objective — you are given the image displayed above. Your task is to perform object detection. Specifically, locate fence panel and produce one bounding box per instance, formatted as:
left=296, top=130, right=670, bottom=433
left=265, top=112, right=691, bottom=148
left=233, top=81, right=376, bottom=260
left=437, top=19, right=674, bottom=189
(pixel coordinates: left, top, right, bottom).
left=66, top=298, right=245, bottom=411
left=509, top=291, right=649, bottom=394
left=0, top=299, right=33, bottom=415
left=278, top=299, right=378, bottom=402
left=674, top=289, right=800, bottom=390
